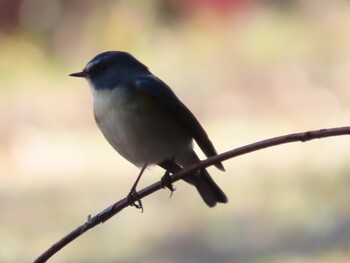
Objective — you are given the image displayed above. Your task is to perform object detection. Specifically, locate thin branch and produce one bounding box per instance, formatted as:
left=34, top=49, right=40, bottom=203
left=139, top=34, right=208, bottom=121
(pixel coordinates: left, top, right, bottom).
left=34, top=126, right=350, bottom=263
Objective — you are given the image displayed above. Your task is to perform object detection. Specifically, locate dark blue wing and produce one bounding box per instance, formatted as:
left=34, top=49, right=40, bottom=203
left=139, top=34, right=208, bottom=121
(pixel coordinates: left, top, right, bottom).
left=133, top=75, right=224, bottom=171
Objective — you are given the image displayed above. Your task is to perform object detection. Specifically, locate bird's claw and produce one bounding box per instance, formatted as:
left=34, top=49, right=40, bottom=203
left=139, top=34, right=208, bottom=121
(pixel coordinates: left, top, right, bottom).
left=161, top=172, right=176, bottom=198
left=127, top=190, right=144, bottom=213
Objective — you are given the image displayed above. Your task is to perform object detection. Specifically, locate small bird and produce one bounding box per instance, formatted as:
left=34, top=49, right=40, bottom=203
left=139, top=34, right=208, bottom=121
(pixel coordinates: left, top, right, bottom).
left=70, top=51, right=228, bottom=208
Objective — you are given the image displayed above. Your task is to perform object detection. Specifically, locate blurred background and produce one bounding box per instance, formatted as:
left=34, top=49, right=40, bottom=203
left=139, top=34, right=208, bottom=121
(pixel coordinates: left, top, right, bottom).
left=0, top=0, right=350, bottom=262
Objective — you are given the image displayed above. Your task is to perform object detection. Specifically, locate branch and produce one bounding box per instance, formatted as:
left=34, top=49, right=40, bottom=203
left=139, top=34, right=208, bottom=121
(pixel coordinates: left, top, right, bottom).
left=34, top=126, right=350, bottom=263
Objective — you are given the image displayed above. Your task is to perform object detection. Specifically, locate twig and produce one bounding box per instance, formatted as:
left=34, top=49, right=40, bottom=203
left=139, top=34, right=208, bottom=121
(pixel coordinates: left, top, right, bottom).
left=33, top=126, right=350, bottom=263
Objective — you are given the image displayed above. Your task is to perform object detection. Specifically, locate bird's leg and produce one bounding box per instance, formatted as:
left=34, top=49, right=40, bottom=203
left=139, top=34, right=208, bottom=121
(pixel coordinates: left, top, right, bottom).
left=161, top=170, right=176, bottom=197
left=159, top=158, right=178, bottom=197
left=127, top=163, right=147, bottom=212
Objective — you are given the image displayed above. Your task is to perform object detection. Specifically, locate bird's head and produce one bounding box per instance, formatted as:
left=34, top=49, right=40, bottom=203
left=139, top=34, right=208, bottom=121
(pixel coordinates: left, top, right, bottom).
left=70, top=51, right=149, bottom=90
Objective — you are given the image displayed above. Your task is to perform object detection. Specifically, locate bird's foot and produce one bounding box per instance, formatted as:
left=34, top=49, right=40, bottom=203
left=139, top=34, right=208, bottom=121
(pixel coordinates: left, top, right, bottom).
left=161, top=171, right=176, bottom=198
left=127, top=189, right=144, bottom=213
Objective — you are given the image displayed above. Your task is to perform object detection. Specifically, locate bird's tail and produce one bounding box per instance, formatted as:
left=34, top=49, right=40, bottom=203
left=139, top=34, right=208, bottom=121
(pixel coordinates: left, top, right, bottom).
left=177, top=151, right=228, bottom=207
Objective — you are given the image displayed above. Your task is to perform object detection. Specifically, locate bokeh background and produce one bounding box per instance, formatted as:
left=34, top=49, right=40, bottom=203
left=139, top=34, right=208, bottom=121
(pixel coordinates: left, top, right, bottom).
left=1, top=0, right=350, bottom=262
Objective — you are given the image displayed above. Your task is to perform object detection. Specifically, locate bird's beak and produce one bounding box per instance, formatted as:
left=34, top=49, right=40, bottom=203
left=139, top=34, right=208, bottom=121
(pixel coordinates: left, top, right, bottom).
left=69, top=71, right=87, bottom=78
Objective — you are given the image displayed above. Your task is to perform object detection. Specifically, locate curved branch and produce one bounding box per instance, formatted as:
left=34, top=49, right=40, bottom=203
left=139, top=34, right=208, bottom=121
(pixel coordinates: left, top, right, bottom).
left=34, top=126, right=350, bottom=263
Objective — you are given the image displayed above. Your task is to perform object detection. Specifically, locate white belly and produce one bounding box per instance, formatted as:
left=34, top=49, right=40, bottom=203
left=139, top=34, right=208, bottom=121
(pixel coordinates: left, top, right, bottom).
left=92, top=87, right=192, bottom=167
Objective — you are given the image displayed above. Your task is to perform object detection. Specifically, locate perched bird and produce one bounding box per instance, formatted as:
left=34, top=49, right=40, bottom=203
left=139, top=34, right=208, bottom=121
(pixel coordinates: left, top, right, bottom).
left=70, top=51, right=227, bottom=207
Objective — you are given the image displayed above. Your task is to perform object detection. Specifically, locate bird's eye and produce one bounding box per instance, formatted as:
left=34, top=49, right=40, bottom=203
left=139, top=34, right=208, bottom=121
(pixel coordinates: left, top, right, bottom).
left=89, top=62, right=106, bottom=75
left=97, top=63, right=106, bottom=71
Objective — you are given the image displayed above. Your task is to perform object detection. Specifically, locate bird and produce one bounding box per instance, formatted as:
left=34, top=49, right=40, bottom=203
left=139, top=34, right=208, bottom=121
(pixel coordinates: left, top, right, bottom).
left=70, top=51, right=228, bottom=208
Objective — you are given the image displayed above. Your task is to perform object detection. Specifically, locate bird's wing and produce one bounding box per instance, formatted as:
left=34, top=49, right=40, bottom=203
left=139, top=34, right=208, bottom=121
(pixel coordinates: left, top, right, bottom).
left=132, top=75, right=225, bottom=171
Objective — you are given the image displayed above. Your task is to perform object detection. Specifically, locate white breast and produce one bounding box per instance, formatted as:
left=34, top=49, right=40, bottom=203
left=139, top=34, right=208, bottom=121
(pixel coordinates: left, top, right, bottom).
left=91, top=87, right=192, bottom=167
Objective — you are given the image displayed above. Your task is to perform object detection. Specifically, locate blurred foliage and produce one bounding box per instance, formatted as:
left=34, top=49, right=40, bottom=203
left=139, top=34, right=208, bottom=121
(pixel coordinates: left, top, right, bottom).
left=0, top=0, right=350, bottom=262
